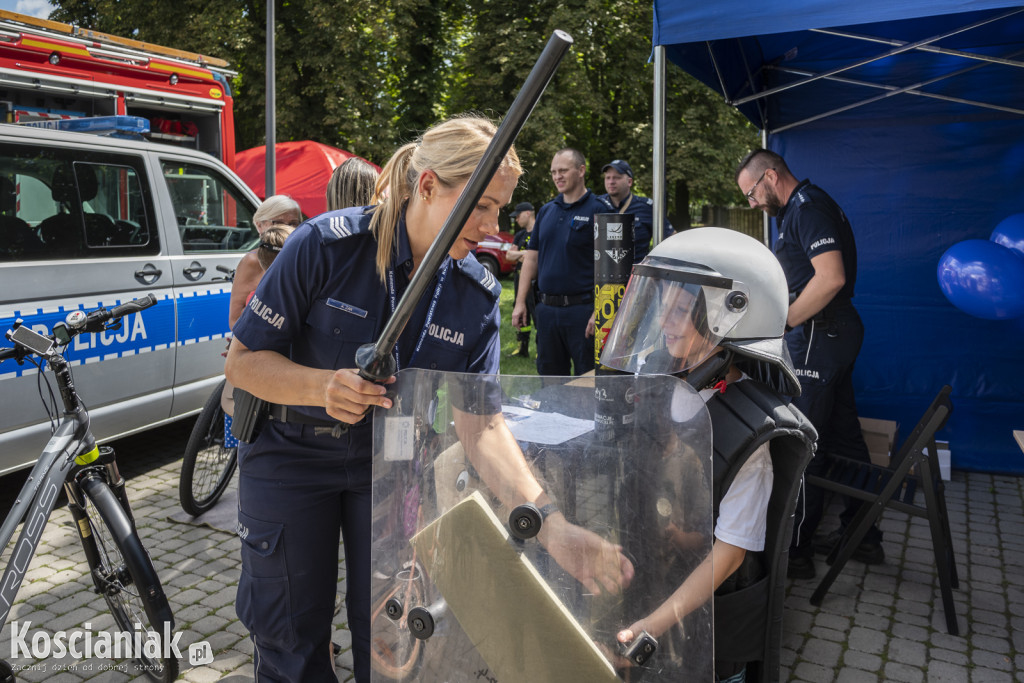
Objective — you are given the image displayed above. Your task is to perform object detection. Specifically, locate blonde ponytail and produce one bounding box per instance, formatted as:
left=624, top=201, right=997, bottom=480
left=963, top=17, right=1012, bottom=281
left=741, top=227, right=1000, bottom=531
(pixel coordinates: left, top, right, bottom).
left=368, top=114, right=522, bottom=280
left=370, top=143, right=417, bottom=279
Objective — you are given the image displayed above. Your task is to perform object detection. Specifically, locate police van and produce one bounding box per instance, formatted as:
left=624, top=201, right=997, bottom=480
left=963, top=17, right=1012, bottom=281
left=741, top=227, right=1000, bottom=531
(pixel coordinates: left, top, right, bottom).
left=0, top=119, right=261, bottom=474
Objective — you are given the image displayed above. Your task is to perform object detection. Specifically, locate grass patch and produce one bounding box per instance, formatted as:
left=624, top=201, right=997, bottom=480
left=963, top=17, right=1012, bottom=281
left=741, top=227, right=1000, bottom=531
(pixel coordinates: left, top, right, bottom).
left=496, top=274, right=539, bottom=376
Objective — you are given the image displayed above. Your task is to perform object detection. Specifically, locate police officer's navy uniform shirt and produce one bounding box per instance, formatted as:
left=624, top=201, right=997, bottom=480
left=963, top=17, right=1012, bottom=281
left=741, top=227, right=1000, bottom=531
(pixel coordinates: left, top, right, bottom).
left=511, top=227, right=531, bottom=275
left=597, top=192, right=671, bottom=263
left=774, top=180, right=858, bottom=301
left=529, top=189, right=613, bottom=295
left=232, top=206, right=502, bottom=422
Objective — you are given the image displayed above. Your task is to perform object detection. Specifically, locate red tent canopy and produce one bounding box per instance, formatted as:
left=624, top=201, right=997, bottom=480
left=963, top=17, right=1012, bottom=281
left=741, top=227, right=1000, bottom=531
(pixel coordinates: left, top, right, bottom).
left=235, top=140, right=380, bottom=218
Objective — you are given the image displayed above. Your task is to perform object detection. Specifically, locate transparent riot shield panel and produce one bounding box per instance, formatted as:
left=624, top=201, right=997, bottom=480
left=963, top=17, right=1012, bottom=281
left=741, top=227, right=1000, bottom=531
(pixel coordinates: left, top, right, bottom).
left=371, top=369, right=714, bottom=683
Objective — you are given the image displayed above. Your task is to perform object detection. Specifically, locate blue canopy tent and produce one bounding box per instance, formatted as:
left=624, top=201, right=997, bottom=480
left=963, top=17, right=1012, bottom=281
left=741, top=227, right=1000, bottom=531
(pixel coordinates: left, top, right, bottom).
left=651, top=1, right=1024, bottom=473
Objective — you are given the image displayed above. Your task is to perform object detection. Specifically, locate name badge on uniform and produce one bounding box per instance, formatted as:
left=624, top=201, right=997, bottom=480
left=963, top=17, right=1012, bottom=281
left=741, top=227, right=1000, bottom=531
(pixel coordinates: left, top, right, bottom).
left=327, top=298, right=367, bottom=318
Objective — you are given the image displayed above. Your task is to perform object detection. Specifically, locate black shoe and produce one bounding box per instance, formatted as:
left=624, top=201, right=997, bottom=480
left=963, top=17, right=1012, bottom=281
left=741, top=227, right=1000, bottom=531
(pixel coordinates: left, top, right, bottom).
left=787, top=555, right=816, bottom=580
left=813, top=529, right=885, bottom=565
left=510, top=347, right=530, bottom=358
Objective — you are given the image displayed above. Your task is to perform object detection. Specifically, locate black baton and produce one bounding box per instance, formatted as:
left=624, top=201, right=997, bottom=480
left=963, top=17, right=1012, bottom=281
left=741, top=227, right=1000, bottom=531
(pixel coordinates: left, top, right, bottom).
left=356, top=29, right=574, bottom=381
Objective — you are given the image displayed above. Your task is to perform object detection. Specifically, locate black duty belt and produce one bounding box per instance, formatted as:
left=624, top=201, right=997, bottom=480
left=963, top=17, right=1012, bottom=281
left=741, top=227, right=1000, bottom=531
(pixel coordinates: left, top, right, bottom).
left=810, top=298, right=854, bottom=323
left=538, top=292, right=593, bottom=307
left=267, top=403, right=356, bottom=437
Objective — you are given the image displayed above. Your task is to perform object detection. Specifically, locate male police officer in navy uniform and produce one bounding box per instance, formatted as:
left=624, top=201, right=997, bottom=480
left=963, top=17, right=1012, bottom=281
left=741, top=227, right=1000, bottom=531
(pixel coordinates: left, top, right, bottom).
left=598, top=159, right=672, bottom=262
left=736, top=148, right=883, bottom=580
left=507, top=201, right=536, bottom=357
left=512, top=148, right=612, bottom=376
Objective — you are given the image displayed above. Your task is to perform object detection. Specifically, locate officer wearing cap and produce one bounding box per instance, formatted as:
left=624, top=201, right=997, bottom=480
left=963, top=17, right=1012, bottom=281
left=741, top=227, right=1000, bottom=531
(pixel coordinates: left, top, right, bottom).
left=509, top=201, right=533, bottom=220
left=598, top=159, right=672, bottom=262
left=507, top=201, right=536, bottom=357
left=512, top=148, right=613, bottom=376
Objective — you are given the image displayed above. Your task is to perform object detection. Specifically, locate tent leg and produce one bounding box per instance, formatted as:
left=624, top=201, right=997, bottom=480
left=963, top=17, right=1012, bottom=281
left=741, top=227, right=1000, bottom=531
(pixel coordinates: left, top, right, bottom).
left=653, top=45, right=667, bottom=246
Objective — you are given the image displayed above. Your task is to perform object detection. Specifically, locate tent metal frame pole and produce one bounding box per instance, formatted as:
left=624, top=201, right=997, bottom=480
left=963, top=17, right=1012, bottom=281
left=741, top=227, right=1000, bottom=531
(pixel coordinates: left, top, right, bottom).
left=265, top=0, right=275, bottom=197
left=707, top=39, right=769, bottom=240
left=772, top=47, right=1024, bottom=133
left=761, top=128, right=768, bottom=245
left=653, top=45, right=667, bottom=246
left=707, top=40, right=731, bottom=100
left=773, top=62, right=1024, bottom=118
left=729, top=7, right=1020, bottom=107
left=811, top=25, right=1024, bottom=70
left=736, top=39, right=770, bottom=129
left=707, top=39, right=770, bottom=129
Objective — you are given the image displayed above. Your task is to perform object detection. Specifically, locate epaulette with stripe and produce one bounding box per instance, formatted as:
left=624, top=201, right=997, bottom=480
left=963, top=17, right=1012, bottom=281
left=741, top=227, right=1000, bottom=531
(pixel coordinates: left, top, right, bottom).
left=456, top=255, right=502, bottom=300
left=310, top=206, right=374, bottom=244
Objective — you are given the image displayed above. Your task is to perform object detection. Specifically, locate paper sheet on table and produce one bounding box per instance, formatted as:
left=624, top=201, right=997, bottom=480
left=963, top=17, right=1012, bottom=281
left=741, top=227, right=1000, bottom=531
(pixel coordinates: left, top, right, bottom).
left=500, top=404, right=593, bottom=445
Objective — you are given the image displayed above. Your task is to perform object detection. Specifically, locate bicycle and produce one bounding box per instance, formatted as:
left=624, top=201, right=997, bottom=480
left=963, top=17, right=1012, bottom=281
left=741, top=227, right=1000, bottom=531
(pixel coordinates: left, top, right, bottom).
left=0, top=294, right=179, bottom=682
left=178, top=265, right=238, bottom=517
left=178, top=378, right=238, bottom=516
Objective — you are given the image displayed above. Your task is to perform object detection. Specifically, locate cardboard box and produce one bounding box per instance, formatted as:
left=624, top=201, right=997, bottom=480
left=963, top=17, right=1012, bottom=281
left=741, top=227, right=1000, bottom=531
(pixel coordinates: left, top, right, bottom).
left=859, top=417, right=899, bottom=468
left=925, top=440, right=952, bottom=481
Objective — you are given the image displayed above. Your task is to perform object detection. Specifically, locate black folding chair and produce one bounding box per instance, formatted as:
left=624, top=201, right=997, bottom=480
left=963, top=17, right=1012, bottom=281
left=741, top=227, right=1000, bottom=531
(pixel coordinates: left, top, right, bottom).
left=805, top=385, right=958, bottom=634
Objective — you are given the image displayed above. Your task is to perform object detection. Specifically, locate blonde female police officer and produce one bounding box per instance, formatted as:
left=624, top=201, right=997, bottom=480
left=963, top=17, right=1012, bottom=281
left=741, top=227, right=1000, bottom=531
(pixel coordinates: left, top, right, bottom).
left=226, top=115, right=632, bottom=683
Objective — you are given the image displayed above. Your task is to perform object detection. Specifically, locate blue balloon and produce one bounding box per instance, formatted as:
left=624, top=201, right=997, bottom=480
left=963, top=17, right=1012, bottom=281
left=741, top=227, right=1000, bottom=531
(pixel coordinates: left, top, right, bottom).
left=991, top=213, right=1024, bottom=259
left=937, top=239, right=1024, bottom=320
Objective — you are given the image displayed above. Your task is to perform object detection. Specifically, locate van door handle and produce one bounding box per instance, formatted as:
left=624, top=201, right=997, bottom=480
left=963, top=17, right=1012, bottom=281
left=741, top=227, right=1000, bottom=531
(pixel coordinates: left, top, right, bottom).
left=183, top=261, right=207, bottom=281
left=134, top=264, right=163, bottom=285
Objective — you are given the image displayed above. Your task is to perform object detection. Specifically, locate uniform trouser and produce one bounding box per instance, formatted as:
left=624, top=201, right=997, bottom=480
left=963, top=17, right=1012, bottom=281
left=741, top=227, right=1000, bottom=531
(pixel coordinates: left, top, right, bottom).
left=787, top=305, right=882, bottom=559
left=534, top=301, right=595, bottom=376
left=235, top=421, right=372, bottom=682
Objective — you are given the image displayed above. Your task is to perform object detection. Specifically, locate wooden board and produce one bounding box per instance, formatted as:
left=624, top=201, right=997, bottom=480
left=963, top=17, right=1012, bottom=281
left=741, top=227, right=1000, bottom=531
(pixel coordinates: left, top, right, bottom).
left=410, top=491, right=619, bottom=683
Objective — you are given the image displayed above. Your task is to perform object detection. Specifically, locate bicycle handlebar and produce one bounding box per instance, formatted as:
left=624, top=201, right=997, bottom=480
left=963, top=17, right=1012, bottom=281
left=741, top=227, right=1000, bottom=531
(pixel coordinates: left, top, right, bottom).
left=110, top=293, right=158, bottom=320
left=67, top=293, right=157, bottom=333
left=2, top=293, right=158, bottom=363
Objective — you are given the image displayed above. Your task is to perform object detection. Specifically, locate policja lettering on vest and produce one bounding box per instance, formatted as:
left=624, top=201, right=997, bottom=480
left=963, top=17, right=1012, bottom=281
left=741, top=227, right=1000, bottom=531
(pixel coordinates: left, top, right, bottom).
left=428, top=323, right=465, bottom=346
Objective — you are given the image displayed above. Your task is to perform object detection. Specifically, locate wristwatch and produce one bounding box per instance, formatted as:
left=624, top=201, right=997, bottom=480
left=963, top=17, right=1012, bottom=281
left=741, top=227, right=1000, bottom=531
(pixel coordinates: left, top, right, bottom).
left=538, top=503, right=559, bottom=521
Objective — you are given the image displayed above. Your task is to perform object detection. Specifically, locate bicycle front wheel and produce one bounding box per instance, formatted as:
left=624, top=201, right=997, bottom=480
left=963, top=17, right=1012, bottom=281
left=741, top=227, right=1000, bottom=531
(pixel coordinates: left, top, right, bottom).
left=78, top=475, right=179, bottom=682
left=180, top=379, right=238, bottom=516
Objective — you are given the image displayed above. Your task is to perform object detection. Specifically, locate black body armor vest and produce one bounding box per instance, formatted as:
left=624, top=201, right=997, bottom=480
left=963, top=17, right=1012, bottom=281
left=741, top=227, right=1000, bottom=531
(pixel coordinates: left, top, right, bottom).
left=705, top=379, right=816, bottom=676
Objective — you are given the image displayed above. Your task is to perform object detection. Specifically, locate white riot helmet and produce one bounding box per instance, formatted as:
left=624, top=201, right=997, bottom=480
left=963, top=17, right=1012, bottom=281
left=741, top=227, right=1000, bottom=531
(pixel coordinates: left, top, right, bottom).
left=600, top=227, right=801, bottom=395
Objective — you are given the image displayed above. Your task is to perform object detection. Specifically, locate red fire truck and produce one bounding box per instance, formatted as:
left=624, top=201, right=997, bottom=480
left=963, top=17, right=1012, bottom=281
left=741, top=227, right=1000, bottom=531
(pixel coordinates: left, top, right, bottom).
left=0, top=9, right=237, bottom=167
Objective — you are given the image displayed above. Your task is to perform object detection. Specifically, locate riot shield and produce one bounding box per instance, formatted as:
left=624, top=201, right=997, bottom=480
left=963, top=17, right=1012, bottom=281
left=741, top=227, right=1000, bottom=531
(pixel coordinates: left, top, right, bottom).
left=370, top=369, right=713, bottom=682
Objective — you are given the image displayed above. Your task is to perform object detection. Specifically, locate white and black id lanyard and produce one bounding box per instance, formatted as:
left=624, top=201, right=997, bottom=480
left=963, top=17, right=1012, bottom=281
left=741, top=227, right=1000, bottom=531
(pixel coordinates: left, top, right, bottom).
left=386, top=256, right=452, bottom=372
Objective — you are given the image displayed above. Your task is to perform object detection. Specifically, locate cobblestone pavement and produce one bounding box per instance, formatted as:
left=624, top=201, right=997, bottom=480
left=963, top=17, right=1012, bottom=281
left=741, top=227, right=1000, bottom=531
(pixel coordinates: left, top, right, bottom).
left=1, top=419, right=1022, bottom=682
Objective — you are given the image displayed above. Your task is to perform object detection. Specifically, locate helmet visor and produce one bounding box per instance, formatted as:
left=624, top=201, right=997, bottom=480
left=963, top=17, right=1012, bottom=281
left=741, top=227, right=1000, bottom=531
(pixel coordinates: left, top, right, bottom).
left=600, top=260, right=749, bottom=375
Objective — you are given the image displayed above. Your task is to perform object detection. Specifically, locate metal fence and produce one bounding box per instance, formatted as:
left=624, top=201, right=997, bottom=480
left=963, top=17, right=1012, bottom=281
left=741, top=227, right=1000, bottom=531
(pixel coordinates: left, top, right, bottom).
left=698, top=205, right=766, bottom=244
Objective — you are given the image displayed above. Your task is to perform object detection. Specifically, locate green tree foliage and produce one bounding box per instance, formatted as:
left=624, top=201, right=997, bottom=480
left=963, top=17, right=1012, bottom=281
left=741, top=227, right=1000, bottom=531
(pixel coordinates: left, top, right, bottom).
left=48, top=0, right=754, bottom=215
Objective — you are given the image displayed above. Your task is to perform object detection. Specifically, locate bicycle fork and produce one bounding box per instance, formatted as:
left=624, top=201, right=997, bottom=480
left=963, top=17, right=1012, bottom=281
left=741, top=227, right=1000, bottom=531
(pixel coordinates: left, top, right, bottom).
left=66, top=447, right=134, bottom=593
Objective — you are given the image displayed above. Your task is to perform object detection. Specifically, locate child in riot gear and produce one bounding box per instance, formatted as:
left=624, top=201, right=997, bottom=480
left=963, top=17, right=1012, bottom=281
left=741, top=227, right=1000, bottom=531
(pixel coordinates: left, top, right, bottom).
left=602, top=228, right=816, bottom=683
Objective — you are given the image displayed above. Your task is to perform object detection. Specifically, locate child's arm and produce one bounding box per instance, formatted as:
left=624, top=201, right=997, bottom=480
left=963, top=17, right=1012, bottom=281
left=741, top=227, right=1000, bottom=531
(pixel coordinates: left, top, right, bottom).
left=617, top=539, right=747, bottom=642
